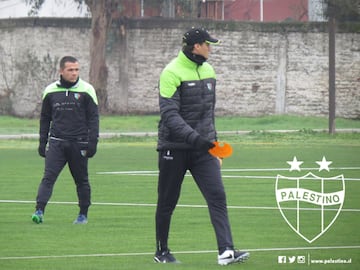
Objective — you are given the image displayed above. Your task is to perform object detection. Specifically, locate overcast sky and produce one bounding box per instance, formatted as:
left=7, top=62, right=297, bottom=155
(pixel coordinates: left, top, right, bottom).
left=0, top=0, right=90, bottom=18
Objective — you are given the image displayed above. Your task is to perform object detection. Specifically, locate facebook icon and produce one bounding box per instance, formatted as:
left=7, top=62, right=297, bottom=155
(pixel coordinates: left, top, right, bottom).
left=278, top=256, right=287, bottom=263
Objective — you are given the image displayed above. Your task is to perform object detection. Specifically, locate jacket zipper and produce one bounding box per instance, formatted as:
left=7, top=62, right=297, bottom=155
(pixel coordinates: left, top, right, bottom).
left=196, top=65, right=205, bottom=91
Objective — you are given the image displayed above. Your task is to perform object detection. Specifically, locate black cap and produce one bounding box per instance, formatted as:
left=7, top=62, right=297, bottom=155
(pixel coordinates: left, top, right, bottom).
left=182, top=27, right=220, bottom=46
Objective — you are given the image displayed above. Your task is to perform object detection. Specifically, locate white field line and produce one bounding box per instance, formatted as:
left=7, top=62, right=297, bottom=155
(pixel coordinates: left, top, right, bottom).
left=97, top=167, right=360, bottom=174
left=1, top=128, right=360, bottom=140
left=223, top=175, right=360, bottom=181
left=0, top=245, right=359, bottom=260
left=96, top=168, right=360, bottom=181
left=1, top=200, right=359, bottom=212
left=96, top=174, right=360, bottom=181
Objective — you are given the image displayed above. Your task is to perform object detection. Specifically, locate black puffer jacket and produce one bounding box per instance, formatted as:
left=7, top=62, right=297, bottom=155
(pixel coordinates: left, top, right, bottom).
left=157, top=51, right=217, bottom=151
left=39, top=78, right=99, bottom=144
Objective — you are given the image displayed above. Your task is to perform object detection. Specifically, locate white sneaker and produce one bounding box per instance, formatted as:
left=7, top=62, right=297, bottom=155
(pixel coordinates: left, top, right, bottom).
left=218, top=249, right=250, bottom=265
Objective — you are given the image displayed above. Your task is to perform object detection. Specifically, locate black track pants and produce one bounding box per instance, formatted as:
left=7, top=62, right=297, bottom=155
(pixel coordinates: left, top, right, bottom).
left=155, top=149, right=234, bottom=251
left=35, top=139, right=91, bottom=214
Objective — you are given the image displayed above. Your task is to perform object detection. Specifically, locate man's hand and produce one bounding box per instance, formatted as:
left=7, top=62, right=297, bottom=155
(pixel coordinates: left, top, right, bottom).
left=86, top=141, right=97, bottom=158
left=194, top=136, right=215, bottom=152
left=38, top=143, right=46, bottom=158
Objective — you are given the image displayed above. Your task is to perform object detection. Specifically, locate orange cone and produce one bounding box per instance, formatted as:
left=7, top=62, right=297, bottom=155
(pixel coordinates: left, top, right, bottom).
left=208, top=141, right=233, bottom=158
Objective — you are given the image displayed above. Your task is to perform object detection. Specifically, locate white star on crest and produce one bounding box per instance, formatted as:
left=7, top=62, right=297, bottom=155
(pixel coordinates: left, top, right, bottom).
left=316, top=156, right=332, bottom=171
left=287, top=156, right=303, bottom=171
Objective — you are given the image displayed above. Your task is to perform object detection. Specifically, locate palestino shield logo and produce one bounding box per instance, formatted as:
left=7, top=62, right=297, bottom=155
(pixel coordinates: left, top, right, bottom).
left=74, top=93, right=81, bottom=100
left=275, top=156, right=345, bottom=243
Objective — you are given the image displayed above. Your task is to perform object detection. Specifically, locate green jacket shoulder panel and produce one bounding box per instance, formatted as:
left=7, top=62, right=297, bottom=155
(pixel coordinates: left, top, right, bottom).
left=159, top=51, right=216, bottom=98
left=43, top=79, right=98, bottom=105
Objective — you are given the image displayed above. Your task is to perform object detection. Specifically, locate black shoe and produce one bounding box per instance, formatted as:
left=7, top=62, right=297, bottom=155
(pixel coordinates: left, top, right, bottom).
left=154, top=249, right=180, bottom=263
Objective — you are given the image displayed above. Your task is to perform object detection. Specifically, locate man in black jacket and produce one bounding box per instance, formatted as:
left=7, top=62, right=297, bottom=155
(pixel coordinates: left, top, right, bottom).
left=31, top=56, right=99, bottom=225
left=154, top=28, right=249, bottom=265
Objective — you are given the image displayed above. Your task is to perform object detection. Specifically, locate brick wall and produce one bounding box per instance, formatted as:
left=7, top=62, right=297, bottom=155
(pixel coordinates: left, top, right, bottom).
left=0, top=18, right=359, bottom=118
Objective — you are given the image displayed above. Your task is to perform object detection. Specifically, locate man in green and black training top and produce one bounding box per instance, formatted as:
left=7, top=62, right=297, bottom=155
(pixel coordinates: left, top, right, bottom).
left=154, top=28, right=249, bottom=265
left=31, top=56, right=99, bottom=225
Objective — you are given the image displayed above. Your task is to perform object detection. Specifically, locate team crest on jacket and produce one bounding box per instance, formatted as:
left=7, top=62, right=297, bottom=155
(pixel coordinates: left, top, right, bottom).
left=275, top=156, right=345, bottom=243
left=206, top=83, right=213, bottom=91
left=74, top=93, right=81, bottom=100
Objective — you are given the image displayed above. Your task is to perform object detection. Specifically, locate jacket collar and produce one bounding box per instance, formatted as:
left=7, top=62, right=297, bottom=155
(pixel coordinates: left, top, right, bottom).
left=178, top=51, right=206, bottom=68
left=56, top=76, right=80, bottom=89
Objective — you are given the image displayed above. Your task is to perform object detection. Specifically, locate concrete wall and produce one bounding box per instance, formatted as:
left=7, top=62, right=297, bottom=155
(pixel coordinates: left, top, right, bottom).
left=0, top=18, right=359, bottom=118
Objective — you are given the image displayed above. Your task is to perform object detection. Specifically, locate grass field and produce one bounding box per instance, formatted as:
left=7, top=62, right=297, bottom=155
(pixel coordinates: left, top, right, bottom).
left=0, top=116, right=359, bottom=269
left=0, top=114, right=360, bottom=134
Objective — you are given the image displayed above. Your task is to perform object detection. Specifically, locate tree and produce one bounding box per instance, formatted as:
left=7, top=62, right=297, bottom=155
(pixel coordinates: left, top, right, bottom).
left=322, top=0, right=360, bottom=134
left=26, top=0, right=121, bottom=113
left=323, top=0, right=360, bottom=22
left=24, top=0, right=202, bottom=112
left=328, top=6, right=336, bottom=134
left=84, top=0, right=118, bottom=113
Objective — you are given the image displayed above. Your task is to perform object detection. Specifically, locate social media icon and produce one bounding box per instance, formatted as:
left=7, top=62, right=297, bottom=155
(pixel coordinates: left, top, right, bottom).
left=288, top=256, right=296, bottom=263
left=298, top=256, right=306, bottom=263
left=278, top=256, right=287, bottom=263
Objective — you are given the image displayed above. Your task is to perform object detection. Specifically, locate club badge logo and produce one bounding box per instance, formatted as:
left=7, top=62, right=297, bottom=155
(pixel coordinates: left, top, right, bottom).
left=275, top=156, right=345, bottom=243
left=74, top=93, right=81, bottom=100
